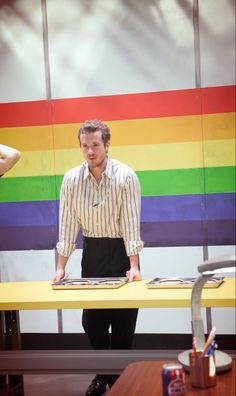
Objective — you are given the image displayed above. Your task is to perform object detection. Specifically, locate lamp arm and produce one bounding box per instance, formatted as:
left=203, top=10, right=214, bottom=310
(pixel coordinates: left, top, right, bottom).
left=198, top=255, right=236, bottom=274
left=191, top=274, right=213, bottom=350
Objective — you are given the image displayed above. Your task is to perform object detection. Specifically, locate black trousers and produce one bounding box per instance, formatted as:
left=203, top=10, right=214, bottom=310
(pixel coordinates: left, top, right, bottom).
left=81, top=237, right=138, bottom=386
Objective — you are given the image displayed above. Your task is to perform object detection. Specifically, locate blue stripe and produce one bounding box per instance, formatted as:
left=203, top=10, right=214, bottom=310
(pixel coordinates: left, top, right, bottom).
left=0, top=201, right=59, bottom=227
left=142, top=193, right=236, bottom=221
left=0, top=193, right=235, bottom=227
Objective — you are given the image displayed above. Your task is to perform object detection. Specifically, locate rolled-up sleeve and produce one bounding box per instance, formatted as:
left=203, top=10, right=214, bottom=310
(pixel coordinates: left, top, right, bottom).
left=120, top=171, right=144, bottom=256
left=56, top=172, right=80, bottom=257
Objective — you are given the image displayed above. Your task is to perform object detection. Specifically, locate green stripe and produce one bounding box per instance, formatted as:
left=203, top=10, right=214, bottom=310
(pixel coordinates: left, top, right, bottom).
left=0, top=175, right=63, bottom=202
left=137, top=166, right=235, bottom=196
left=204, top=166, right=236, bottom=194
left=0, top=167, right=235, bottom=202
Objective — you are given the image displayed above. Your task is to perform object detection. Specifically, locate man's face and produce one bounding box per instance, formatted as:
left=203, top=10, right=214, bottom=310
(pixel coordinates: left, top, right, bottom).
left=80, top=131, right=109, bottom=169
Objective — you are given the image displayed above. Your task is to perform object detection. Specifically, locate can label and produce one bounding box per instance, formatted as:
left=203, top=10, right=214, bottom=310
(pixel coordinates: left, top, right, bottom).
left=162, top=363, right=185, bottom=396
left=168, top=378, right=185, bottom=395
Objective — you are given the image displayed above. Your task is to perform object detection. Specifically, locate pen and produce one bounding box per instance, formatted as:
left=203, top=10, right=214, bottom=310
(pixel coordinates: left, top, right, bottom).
left=206, top=340, right=216, bottom=356
left=202, top=326, right=216, bottom=356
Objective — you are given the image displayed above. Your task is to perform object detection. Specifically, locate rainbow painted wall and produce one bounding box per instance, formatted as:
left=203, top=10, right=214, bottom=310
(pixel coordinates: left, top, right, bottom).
left=0, top=85, right=235, bottom=251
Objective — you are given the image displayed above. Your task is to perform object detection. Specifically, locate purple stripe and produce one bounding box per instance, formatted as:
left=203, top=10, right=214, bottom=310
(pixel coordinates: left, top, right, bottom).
left=0, top=226, right=60, bottom=251
left=0, top=220, right=234, bottom=250
left=0, top=193, right=235, bottom=227
left=142, top=220, right=235, bottom=246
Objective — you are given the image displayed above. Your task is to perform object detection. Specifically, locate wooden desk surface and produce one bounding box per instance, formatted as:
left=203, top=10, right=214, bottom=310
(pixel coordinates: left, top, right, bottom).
left=107, top=359, right=236, bottom=396
left=0, top=278, right=235, bottom=310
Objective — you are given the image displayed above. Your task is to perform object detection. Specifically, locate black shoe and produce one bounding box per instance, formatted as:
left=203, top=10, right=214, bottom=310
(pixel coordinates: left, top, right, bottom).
left=85, top=376, right=107, bottom=396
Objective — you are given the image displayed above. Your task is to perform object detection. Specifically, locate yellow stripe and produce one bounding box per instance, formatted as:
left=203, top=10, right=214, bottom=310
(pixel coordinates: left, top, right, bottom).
left=0, top=112, right=235, bottom=151
left=6, top=139, right=235, bottom=177
left=110, top=139, right=235, bottom=171
left=6, top=150, right=57, bottom=177
left=203, top=139, right=236, bottom=167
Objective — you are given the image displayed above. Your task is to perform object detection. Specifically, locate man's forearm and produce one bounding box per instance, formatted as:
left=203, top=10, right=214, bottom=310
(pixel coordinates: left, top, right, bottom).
left=129, top=254, right=140, bottom=270
left=56, top=254, right=69, bottom=270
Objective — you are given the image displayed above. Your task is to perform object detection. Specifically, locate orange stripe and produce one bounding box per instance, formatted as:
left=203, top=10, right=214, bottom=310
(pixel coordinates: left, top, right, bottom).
left=0, top=85, right=234, bottom=127
left=0, top=113, right=234, bottom=151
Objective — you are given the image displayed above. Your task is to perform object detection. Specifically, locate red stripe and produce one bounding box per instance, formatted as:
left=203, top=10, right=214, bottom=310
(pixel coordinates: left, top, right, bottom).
left=201, top=85, right=235, bottom=114
left=0, top=100, right=52, bottom=127
left=0, top=85, right=235, bottom=127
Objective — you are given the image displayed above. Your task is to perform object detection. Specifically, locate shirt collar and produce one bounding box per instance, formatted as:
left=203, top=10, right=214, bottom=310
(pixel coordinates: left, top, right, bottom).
left=84, top=162, right=90, bottom=180
left=105, top=157, right=113, bottom=179
left=83, top=157, right=112, bottom=180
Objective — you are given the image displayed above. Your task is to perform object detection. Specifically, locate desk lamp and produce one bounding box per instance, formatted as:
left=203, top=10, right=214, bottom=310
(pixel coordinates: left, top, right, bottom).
left=178, top=255, right=236, bottom=373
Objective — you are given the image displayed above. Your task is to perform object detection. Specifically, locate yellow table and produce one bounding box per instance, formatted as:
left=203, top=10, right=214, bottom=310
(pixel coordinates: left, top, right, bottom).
left=0, top=278, right=235, bottom=310
left=0, top=278, right=235, bottom=396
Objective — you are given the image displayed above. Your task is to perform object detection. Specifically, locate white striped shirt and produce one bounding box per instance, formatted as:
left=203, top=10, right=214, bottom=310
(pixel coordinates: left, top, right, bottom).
left=56, top=157, right=144, bottom=257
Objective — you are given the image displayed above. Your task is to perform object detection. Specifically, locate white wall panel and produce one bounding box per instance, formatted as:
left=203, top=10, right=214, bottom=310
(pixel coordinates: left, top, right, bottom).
left=62, top=309, right=83, bottom=333
left=20, top=310, right=58, bottom=333
left=136, top=307, right=193, bottom=334
left=199, top=0, right=235, bottom=86
left=0, top=249, right=55, bottom=282
left=139, top=246, right=203, bottom=278
left=211, top=307, right=236, bottom=334
left=0, top=0, right=46, bottom=102
left=208, top=245, right=236, bottom=260
left=47, top=0, right=195, bottom=98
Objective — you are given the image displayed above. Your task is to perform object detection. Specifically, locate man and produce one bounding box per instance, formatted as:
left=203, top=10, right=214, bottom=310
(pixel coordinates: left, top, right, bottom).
left=0, top=144, right=21, bottom=176
left=54, top=120, right=143, bottom=396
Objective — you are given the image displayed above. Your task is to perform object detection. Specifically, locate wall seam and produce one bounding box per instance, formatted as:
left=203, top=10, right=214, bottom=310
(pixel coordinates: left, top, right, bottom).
left=41, top=0, right=63, bottom=334
left=193, top=0, right=209, bottom=263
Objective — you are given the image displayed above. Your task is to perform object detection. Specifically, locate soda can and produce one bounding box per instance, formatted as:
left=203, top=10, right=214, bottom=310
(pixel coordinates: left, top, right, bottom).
left=162, top=362, right=185, bottom=395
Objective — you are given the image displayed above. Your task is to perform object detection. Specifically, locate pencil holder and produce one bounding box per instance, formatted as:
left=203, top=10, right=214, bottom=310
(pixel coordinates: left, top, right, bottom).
left=189, top=351, right=216, bottom=388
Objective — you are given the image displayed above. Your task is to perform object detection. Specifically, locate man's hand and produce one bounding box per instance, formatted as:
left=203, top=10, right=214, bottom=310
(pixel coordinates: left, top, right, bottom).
left=126, top=267, right=142, bottom=282
left=127, top=254, right=141, bottom=282
left=53, top=268, right=69, bottom=282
